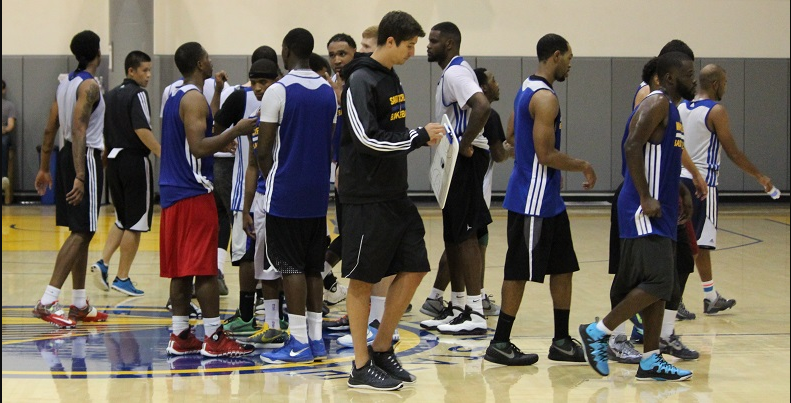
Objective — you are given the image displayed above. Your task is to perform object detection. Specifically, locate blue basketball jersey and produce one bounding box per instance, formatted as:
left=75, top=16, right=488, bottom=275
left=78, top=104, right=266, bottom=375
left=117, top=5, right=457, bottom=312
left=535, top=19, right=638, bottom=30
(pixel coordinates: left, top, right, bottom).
left=503, top=75, right=564, bottom=217
left=618, top=93, right=684, bottom=240
left=260, top=70, right=336, bottom=218
left=159, top=85, right=214, bottom=209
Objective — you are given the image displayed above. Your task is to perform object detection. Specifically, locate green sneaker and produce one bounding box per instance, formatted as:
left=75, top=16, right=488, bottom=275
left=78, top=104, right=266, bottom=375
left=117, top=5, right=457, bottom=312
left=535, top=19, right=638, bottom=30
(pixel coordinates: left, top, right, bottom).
left=242, top=327, right=289, bottom=349
left=222, top=315, right=261, bottom=337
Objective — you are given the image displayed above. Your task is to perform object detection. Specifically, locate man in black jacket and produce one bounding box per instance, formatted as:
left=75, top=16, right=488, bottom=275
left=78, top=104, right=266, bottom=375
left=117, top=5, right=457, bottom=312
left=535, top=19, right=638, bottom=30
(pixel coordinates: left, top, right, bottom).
left=339, top=11, right=445, bottom=391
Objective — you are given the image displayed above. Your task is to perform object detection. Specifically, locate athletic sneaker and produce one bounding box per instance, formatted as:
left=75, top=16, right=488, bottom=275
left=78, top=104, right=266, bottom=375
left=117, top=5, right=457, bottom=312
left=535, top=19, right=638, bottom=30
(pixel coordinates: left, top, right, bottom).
left=68, top=302, right=109, bottom=323
left=347, top=359, right=403, bottom=391
left=218, top=271, right=229, bottom=297
left=578, top=323, right=610, bottom=376
left=167, top=327, right=203, bottom=355
left=242, top=326, right=288, bottom=349
left=630, top=314, right=644, bottom=344
left=482, top=295, right=501, bottom=316
left=260, top=336, right=314, bottom=364
left=324, top=282, right=348, bottom=305
left=32, top=300, right=76, bottom=328
left=635, top=353, right=692, bottom=381
left=165, top=298, right=202, bottom=319
left=322, top=302, right=330, bottom=317
left=370, top=345, right=415, bottom=383
left=405, top=303, right=412, bottom=313
left=222, top=314, right=261, bottom=336
left=420, top=304, right=463, bottom=330
left=420, top=296, right=446, bottom=317
left=311, top=339, right=328, bottom=361
left=607, top=334, right=641, bottom=364
left=483, top=341, right=539, bottom=366
left=437, top=306, right=487, bottom=335
left=111, top=277, right=144, bottom=296
left=676, top=302, right=697, bottom=321
left=324, top=315, right=350, bottom=331
left=703, top=292, right=736, bottom=314
left=337, top=324, right=377, bottom=348
left=548, top=336, right=585, bottom=362
left=90, top=259, right=110, bottom=291
left=659, top=333, right=700, bottom=360
left=201, top=328, right=254, bottom=357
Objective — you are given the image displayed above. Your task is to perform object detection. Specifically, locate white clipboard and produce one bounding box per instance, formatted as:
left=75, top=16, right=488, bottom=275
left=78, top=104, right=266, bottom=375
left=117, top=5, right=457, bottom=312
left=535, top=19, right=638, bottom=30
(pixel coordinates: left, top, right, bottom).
left=430, top=114, right=459, bottom=209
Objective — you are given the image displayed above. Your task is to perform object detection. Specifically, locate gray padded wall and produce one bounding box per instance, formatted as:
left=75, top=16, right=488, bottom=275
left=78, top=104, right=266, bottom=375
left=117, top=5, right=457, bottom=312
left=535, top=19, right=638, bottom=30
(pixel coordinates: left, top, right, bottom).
left=476, top=57, right=521, bottom=193
left=402, top=56, right=432, bottom=193
left=3, top=55, right=789, bottom=194
left=2, top=57, right=23, bottom=190
left=19, top=56, right=69, bottom=193
left=745, top=59, right=789, bottom=190
left=565, top=58, right=612, bottom=193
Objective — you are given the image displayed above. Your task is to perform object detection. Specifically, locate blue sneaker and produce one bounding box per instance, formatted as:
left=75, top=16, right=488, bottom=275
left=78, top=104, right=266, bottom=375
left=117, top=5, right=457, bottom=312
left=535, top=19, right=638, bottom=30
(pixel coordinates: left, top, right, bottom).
left=636, top=353, right=693, bottom=381
left=337, top=325, right=377, bottom=348
left=260, top=336, right=314, bottom=364
left=91, top=260, right=109, bottom=291
left=311, top=338, right=328, bottom=361
left=578, top=323, right=610, bottom=376
left=630, top=314, right=644, bottom=344
left=111, top=277, right=144, bottom=297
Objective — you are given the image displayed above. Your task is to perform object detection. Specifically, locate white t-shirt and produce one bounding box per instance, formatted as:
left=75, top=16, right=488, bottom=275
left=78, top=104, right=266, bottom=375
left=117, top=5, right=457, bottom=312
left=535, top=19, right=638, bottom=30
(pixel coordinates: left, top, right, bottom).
left=434, top=56, right=488, bottom=150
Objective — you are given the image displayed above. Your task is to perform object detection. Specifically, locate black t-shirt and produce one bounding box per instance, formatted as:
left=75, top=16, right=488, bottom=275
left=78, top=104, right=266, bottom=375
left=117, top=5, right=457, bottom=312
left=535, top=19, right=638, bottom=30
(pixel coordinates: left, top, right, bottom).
left=103, top=78, right=152, bottom=154
left=483, top=108, right=506, bottom=146
left=214, top=87, right=248, bottom=129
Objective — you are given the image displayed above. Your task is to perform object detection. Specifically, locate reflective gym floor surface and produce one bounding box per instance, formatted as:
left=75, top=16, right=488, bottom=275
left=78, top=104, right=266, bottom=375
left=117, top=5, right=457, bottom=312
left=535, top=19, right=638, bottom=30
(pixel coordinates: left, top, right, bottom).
left=2, top=202, right=789, bottom=402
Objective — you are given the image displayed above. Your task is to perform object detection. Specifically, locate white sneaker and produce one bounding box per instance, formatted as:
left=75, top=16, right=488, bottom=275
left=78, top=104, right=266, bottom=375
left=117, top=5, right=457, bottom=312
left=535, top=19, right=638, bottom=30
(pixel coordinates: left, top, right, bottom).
left=324, top=283, right=348, bottom=305
left=437, top=307, right=487, bottom=335
left=337, top=326, right=376, bottom=348
left=420, top=304, right=463, bottom=330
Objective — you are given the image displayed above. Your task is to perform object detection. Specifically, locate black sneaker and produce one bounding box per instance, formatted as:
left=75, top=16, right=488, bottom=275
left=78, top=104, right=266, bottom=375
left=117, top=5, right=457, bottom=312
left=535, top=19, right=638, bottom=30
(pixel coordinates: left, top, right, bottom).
left=547, top=336, right=585, bottom=362
left=347, top=359, right=404, bottom=391
left=323, top=314, right=350, bottom=331
left=659, top=333, right=700, bottom=360
left=676, top=302, right=696, bottom=321
left=484, top=341, right=539, bottom=366
left=370, top=345, right=416, bottom=383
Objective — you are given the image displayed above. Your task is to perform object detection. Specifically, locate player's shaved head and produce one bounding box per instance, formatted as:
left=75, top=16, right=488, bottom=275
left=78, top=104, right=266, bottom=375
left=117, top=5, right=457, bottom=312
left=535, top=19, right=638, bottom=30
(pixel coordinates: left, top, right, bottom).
left=699, top=64, right=725, bottom=90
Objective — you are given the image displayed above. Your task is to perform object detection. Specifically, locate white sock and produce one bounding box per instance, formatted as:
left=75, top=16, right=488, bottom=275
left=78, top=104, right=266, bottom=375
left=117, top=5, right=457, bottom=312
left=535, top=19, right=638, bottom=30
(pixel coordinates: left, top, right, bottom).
left=264, top=299, right=280, bottom=329
left=306, top=311, right=323, bottom=341
left=217, top=248, right=226, bottom=275
left=172, top=316, right=190, bottom=335
left=596, top=321, right=613, bottom=334
left=642, top=349, right=659, bottom=360
left=613, top=322, right=627, bottom=337
left=322, top=261, right=333, bottom=279
left=41, top=286, right=61, bottom=305
left=661, top=310, right=676, bottom=339
left=369, top=296, right=386, bottom=324
left=72, top=337, right=87, bottom=359
left=467, top=294, right=484, bottom=315
left=702, top=280, right=717, bottom=301
left=72, top=289, right=87, bottom=309
left=204, top=316, right=221, bottom=337
left=428, top=288, right=444, bottom=300
left=452, top=292, right=466, bottom=309
left=289, top=314, right=308, bottom=344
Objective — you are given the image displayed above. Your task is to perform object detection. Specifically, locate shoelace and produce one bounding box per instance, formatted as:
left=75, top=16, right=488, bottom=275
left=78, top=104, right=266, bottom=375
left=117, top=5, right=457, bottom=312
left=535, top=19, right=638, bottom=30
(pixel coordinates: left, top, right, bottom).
left=447, top=310, right=470, bottom=325
left=654, top=355, right=682, bottom=374
left=508, top=342, right=524, bottom=355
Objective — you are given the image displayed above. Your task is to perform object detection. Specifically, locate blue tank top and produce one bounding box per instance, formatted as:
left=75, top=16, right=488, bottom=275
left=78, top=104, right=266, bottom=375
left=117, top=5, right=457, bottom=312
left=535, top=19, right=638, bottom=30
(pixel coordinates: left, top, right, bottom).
left=618, top=92, right=684, bottom=240
left=159, top=85, right=214, bottom=209
left=503, top=75, right=564, bottom=217
left=262, top=71, right=336, bottom=218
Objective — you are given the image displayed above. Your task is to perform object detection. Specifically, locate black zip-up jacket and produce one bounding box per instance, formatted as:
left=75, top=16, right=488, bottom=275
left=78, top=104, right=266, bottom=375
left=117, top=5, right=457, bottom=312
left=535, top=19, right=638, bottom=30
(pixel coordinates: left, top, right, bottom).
left=338, top=56, right=430, bottom=204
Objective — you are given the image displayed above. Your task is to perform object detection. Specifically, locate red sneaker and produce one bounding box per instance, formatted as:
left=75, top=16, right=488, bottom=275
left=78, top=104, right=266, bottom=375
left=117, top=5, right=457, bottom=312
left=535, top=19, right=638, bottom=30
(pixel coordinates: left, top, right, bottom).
left=167, top=328, right=203, bottom=355
left=32, top=301, right=76, bottom=328
left=68, top=302, right=108, bottom=322
left=201, top=328, right=255, bottom=357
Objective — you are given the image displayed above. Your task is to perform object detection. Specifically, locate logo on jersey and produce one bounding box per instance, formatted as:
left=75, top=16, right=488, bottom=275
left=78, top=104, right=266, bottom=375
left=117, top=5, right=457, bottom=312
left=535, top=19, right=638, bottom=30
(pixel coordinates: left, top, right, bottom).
left=390, top=93, right=406, bottom=121
left=674, top=121, right=685, bottom=148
